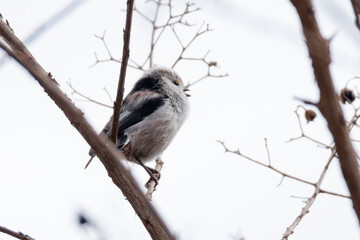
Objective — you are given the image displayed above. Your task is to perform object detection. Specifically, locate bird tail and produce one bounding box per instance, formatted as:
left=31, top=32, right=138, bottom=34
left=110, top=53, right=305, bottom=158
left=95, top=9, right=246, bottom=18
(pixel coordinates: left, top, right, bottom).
left=84, top=155, right=95, bottom=169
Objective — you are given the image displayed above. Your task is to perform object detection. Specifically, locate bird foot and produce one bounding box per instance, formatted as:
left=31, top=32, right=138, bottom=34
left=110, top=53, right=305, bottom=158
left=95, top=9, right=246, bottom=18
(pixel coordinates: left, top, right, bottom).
left=145, top=167, right=161, bottom=189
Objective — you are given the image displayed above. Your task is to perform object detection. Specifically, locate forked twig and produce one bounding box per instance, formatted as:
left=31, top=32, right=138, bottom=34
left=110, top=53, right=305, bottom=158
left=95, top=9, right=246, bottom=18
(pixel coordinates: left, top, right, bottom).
left=219, top=98, right=360, bottom=239
left=67, top=81, right=113, bottom=108
left=91, top=0, right=227, bottom=88
left=218, top=141, right=348, bottom=199
left=282, top=150, right=336, bottom=240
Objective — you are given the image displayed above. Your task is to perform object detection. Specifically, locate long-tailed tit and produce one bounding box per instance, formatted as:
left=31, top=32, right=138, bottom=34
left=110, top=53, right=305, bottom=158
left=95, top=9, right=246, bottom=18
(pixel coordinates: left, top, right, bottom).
left=86, top=67, right=190, bottom=183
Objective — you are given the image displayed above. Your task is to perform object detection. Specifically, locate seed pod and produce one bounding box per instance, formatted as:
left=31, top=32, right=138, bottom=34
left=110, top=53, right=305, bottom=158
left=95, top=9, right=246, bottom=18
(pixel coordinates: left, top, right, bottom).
left=305, top=109, right=317, bottom=123
left=340, top=88, right=355, bottom=104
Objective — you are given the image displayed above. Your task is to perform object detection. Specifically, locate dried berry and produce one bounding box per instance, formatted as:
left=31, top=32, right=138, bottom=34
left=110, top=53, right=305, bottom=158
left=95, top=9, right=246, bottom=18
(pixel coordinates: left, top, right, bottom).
left=305, top=109, right=317, bottom=123
left=340, top=88, right=355, bottom=104
left=78, top=214, right=88, bottom=225
left=208, top=61, right=217, bottom=67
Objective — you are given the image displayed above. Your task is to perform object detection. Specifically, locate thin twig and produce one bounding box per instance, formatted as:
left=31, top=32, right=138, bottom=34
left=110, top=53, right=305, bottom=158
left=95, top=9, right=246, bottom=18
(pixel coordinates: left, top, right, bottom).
left=89, top=32, right=139, bottom=70
left=0, top=226, right=35, bottom=240
left=286, top=106, right=330, bottom=148
left=110, top=0, right=134, bottom=143
left=282, top=149, right=336, bottom=239
left=103, top=87, right=113, bottom=103
left=67, top=81, right=113, bottom=108
left=91, top=0, right=227, bottom=87
left=149, top=0, right=162, bottom=67
left=171, top=22, right=211, bottom=68
left=218, top=141, right=349, bottom=199
left=146, top=157, right=164, bottom=200
left=264, top=138, right=271, bottom=166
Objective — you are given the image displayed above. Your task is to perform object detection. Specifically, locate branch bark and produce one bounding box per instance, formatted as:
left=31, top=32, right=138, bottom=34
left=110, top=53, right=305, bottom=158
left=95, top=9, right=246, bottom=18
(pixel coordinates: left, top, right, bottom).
left=290, top=0, right=360, bottom=224
left=0, top=17, right=174, bottom=240
left=110, top=0, right=134, bottom=143
left=351, top=0, right=360, bottom=31
left=0, top=226, right=35, bottom=240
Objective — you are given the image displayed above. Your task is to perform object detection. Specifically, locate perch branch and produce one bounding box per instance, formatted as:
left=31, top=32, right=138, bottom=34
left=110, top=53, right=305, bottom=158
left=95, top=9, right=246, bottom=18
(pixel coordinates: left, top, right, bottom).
left=0, top=15, right=174, bottom=240
left=0, top=226, right=35, bottom=240
left=146, top=157, right=164, bottom=200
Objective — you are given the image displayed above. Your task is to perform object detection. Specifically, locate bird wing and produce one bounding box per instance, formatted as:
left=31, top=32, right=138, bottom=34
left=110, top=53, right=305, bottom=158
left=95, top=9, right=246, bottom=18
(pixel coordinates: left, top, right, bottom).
left=88, top=91, right=166, bottom=156
left=119, top=91, right=165, bottom=132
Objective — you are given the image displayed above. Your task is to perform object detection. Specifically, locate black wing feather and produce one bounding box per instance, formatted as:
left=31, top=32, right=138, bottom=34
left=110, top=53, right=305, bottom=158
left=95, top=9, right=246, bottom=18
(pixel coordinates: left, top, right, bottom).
left=117, top=95, right=166, bottom=148
left=131, top=76, right=161, bottom=93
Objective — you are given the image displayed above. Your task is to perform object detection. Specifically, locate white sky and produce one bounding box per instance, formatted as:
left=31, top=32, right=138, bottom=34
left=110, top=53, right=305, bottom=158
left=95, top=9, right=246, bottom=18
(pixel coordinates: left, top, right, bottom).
left=1, top=0, right=360, bottom=239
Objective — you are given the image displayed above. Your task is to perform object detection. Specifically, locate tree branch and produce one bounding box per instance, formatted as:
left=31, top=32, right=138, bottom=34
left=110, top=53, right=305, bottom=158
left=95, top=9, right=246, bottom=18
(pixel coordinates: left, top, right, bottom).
left=218, top=141, right=349, bottom=199
left=282, top=149, right=336, bottom=239
left=0, top=16, right=174, bottom=240
left=0, top=225, right=35, bottom=240
left=110, top=0, right=135, bottom=143
left=146, top=157, right=164, bottom=200
left=290, top=0, right=360, bottom=224
left=67, top=80, right=113, bottom=108
left=351, top=0, right=360, bottom=31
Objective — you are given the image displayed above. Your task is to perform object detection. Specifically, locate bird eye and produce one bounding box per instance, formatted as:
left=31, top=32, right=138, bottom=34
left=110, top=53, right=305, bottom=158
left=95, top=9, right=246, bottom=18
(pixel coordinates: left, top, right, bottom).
left=173, top=79, right=180, bottom=86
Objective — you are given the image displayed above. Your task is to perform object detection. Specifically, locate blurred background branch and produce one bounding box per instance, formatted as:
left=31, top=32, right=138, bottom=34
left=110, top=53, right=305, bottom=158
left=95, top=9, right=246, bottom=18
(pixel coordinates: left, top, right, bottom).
left=0, top=0, right=88, bottom=67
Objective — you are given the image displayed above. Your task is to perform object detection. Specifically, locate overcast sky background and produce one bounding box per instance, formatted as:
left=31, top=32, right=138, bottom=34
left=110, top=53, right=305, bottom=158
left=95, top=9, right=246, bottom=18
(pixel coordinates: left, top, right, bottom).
left=1, top=0, right=360, bottom=239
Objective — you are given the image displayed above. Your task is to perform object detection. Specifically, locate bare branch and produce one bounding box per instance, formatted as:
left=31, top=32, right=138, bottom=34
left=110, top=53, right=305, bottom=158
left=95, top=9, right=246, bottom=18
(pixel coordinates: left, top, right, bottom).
left=67, top=81, right=113, bottom=108
left=0, top=226, right=35, bottom=240
left=171, top=22, right=211, bottom=68
left=90, top=32, right=140, bottom=70
left=290, top=0, right=360, bottom=223
left=218, top=141, right=349, bottom=199
left=110, top=0, right=134, bottom=143
left=351, top=0, right=360, bottom=31
left=146, top=157, right=164, bottom=200
left=148, top=0, right=162, bottom=67
left=92, top=0, right=227, bottom=87
left=286, top=106, right=330, bottom=148
left=282, top=150, right=336, bottom=239
left=0, top=15, right=174, bottom=240
left=264, top=138, right=272, bottom=166
left=0, top=0, right=88, bottom=67
left=103, top=87, right=114, bottom=103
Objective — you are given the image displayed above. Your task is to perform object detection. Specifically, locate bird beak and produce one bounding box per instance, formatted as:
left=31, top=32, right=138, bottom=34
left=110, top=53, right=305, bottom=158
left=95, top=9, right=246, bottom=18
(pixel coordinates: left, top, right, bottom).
left=184, top=87, right=191, bottom=97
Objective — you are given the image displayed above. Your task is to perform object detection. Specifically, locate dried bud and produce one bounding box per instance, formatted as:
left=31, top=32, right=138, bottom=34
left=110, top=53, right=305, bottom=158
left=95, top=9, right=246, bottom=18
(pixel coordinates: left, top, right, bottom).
left=305, top=109, right=317, bottom=123
left=340, top=88, right=355, bottom=104
left=208, top=61, right=217, bottom=67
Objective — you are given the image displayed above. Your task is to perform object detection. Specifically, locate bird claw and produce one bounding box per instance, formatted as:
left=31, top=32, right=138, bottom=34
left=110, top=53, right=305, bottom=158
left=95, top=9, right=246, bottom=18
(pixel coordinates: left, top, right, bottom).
left=145, top=168, right=161, bottom=189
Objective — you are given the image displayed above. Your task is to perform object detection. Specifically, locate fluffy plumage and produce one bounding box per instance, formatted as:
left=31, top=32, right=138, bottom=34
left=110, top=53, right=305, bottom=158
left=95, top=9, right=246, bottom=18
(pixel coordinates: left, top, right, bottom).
left=88, top=67, right=190, bottom=166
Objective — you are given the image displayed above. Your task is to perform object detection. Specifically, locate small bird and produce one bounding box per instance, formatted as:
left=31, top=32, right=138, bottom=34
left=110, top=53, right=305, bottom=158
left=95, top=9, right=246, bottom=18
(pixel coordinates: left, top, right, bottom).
left=86, top=67, right=190, bottom=183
